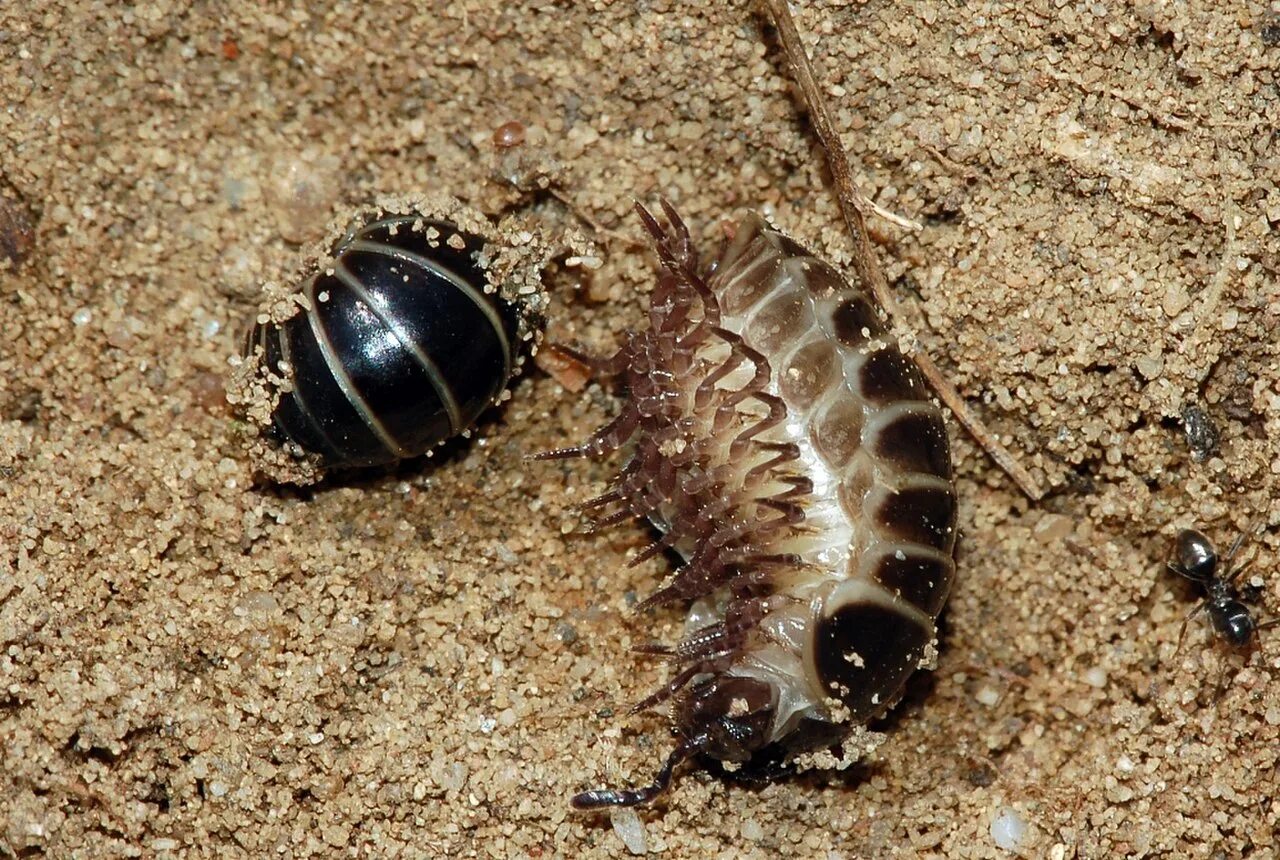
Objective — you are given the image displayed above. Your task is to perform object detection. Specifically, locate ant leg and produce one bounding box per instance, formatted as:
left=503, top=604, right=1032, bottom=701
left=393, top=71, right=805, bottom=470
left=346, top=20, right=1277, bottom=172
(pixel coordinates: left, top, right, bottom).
left=1221, top=517, right=1264, bottom=577
left=1224, top=560, right=1253, bottom=585
left=1222, top=531, right=1249, bottom=563
left=1212, top=650, right=1235, bottom=706
left=1174, top=602, right=1208, bottom=656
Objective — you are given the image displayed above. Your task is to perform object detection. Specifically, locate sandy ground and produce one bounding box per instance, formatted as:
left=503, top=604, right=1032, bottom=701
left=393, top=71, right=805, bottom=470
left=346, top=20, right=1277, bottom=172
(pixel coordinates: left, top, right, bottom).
left=3, top=1, right=1280, bottom=857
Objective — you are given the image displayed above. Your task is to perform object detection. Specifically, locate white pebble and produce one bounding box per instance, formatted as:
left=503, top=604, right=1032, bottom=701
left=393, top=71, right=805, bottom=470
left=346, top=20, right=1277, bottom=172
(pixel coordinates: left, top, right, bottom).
left=610, top=807, right=648, bottom=855
left=439, top=761, right=468, bottom=792
left=71, top=308, right=93, bottom=326
left=975, top=685, right=1001, bottom=707
left=1084, top=666, right=1107, bottom=688
left=991, top=807, right=1028, bottom=852
left=270, top=154, right=340, bottom=244
left=1135, top=354, right=1164, bottom=379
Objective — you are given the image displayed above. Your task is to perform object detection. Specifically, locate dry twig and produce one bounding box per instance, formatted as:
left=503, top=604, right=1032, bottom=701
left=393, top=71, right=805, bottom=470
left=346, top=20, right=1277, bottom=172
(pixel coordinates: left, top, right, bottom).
left=763, top=0, right=1045, bottom=501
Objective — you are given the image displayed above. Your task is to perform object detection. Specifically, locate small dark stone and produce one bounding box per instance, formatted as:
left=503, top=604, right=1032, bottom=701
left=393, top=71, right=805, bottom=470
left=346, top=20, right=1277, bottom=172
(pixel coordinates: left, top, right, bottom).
left=1180, top=403, right=1218, bottom=463
left=2, top=388, right=40, bottom=422
left=0, top=188, right=36, bottom=268
left=964, top=764, right=997, bottom=787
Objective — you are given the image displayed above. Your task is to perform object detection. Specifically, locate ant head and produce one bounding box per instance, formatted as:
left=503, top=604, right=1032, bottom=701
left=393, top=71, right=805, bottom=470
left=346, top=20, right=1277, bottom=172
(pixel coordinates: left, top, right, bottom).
left=1171, top=529, right=1217, bottom=583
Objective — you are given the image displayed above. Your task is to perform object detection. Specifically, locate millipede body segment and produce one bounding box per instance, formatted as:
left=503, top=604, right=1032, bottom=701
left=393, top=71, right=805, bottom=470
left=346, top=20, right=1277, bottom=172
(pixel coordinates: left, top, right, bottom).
left=552, top=203, right=958, bottom=808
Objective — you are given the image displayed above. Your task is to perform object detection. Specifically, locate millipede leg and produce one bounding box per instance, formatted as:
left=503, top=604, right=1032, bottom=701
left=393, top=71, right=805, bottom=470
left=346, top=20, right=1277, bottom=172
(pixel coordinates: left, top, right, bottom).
left=628, top=663, right=705, bottom=714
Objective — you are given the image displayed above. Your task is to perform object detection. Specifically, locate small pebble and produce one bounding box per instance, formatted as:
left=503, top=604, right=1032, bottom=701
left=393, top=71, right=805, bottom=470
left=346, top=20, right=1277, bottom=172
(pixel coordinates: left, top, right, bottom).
left=437, top=761, right=468, bottom=792
left=1033, top=514, right=1073, bottom=543
left=1134, top=354, right=1164, bottom=380
left=270, top=153, right=341, bottom=244
left=1162, top=283, right=1190, bottom=317
left=610, top=807, right=648, bottom=855
left=991, top=807, right=1028, bottom=852
left=492, top=120, right=527, bottom=148
left=1181, top=403, right=1218, bottom=463
left=0, top=190, right=36, bottom=266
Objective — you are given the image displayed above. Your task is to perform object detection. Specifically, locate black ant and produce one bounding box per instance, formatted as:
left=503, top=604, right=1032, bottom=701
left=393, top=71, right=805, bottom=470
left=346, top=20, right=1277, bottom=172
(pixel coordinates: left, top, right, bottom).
left=1168, top=527, right=1277, bottom=652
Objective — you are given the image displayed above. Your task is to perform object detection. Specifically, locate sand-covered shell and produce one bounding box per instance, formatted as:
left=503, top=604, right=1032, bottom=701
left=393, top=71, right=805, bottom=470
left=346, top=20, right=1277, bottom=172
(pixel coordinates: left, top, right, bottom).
left=235, top=197, right=547, bottom=478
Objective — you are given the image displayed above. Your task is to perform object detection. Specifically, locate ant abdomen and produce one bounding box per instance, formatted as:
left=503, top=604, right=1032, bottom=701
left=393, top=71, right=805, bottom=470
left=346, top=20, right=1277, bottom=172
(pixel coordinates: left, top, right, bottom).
left=1171, top=529, right=1217, bottom=584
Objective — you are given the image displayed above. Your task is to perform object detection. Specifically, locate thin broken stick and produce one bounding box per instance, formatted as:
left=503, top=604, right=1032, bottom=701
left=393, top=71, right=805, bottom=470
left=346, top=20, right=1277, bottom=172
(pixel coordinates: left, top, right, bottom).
left=548, top=188, right=646, bottom=249
left=763, top=0, right=1045, bottom=501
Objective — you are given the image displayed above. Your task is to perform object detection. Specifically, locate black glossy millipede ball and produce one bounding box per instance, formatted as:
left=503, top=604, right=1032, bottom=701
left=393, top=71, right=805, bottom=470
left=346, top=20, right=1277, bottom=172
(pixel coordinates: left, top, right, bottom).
left=243, top=213, right=534, bottom=469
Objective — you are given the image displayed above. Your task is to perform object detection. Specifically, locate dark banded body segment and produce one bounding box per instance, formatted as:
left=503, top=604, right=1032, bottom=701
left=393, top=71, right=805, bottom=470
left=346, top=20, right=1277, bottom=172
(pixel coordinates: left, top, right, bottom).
left=859, top=543, right=954, bottom=617
left=828, top=294, right=883, bottom=346
left=866, top=478, right=957, bottom=553
left=809, top=580, right=934, bottom=720
left=245, top=216, right=522, bottom=468
left=851, top=347, right=928, bottom=406
left=865, top=403, right=953, bottom=477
